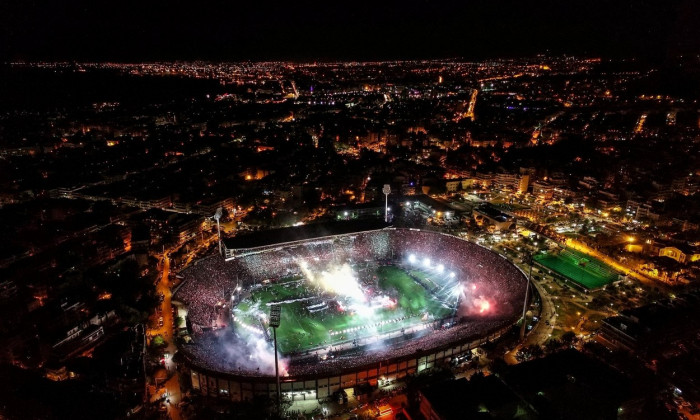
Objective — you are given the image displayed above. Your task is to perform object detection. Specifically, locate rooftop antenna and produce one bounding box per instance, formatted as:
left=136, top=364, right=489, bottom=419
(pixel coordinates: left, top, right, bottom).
left=214, top=207, right=223, bottom=255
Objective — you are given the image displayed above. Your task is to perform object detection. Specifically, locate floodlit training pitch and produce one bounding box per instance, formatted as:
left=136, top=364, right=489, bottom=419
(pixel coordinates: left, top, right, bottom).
left=534, top=248, right=619, bottom=290
left=233, top=265, right=455, bottom=354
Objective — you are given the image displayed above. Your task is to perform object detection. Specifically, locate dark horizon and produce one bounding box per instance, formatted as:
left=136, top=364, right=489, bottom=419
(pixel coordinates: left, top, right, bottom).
left=2, top=0, right=699, bottom=62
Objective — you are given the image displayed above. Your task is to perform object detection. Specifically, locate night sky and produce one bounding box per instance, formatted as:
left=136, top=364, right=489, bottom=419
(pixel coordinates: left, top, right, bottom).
left=2, top=0, right=699, bottom=61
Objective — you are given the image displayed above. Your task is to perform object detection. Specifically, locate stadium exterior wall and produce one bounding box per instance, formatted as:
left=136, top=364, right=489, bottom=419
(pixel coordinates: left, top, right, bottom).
left=181, top=324, right=512, bottom=402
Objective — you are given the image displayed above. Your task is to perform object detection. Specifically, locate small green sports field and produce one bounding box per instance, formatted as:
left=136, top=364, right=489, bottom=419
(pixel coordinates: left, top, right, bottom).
left=233, top=265, right=453, bottom=354
left=533, top=248, right=619, bottom=290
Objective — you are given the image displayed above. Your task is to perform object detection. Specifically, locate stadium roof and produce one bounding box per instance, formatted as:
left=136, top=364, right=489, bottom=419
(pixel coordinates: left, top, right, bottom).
left=474, top=204, right=512, bottom=222
left=223, top=220, right=390, bottom=250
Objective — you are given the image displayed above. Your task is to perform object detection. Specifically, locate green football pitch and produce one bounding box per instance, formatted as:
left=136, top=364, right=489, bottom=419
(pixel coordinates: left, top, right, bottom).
left=233, top=265, right=454, bottom=354
left=534, top=248, right=619, bottom=290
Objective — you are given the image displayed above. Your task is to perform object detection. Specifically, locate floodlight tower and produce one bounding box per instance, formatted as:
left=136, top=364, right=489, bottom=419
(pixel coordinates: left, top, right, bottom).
left=382, top=184, right=391, bottom=222
left=269, top=304, right=282, bottom=416
left=451, top=283, right=463, bottom=327
left=520, top=253, right=533, bottom=340
left=214, top=207, right=223, bottom=255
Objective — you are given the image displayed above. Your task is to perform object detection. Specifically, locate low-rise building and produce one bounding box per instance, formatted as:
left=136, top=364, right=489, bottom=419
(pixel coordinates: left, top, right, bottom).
left=658, top=244, right=700, bottom=264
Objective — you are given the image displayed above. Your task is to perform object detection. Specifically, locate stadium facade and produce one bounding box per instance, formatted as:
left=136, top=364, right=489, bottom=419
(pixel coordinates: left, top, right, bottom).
left=182, top=324, right=512, bottom=402
left=175, top=224, right=528, bottom=402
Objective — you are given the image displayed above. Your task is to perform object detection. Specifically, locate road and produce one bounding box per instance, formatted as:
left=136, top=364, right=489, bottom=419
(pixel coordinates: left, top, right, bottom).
left=183, top=232, right=218, bottom=267
left=149, top=254, right=182, bottom=420
left=288, top=386, right=407, bottom=420
left=505, top=275, right=556, bottom=365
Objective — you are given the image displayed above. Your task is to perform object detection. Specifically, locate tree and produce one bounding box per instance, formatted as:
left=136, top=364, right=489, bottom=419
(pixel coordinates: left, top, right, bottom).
left=545, top=338, right=562, bottom=354
left=526, top=344, right=544, bottom=358
left=150, top=335, right=166, bottom=348
left=579, top=220, right=590, bottom=235
left=490, top=357, right=508, bottom=375
left=590, top=295, right=608, bottom=309
left=582, top=340, right=601, bottom=354
left=561, top=331, right=577, bottom=347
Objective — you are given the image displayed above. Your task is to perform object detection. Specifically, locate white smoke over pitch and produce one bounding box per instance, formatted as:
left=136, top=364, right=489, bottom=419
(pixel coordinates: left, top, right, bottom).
left=229, top=302, right=288, bottom=375
left=217, top=333, right=287, bottom=376
left=225, top=257, right=495, bottom=375
left=300, top=261, right=366, bottom=302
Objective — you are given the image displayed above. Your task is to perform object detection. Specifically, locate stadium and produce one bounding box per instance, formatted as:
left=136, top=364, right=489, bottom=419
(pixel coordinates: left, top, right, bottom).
left=174, top=223, right=528, bottom=402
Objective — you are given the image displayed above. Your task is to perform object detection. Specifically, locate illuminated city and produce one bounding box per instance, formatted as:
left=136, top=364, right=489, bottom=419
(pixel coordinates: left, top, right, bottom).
left=1, top=1, right=700, bottom=419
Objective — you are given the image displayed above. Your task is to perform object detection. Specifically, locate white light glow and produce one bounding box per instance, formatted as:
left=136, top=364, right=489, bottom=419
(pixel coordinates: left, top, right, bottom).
left=479, top=300, right=490, bottom=313
left=300, top=263, right=365, bottom=302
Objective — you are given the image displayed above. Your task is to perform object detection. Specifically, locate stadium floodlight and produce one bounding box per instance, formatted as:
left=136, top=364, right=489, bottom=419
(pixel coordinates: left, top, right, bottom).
left=214, top=207, right=223, bottom=255
left=423, top=258, right=431, bottom=267
left=520, top=252, right=534, bottom=340
left=269, top=305, right=281, bottom=328
left=408, top=254, right=416, bottom=264
left=269, top=304, right=282, bottom=415
left=382, top=184, right=391, bottom=222
left=450, top=272, right=456, bottom=278
left=437, top=264, right=445, bottom=273
left=451, top=283, right=464, bottom=326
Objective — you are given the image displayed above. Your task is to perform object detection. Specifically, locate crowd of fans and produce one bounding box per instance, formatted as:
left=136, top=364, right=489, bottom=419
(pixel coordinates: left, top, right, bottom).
left=177, top=254, right=237, bottom=329
left=288, top=316, right=510, bottom=377
left=175, top=228, right=527, bottom=377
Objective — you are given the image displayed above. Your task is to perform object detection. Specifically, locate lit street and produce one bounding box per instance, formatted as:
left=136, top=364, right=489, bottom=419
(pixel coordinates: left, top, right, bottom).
left=149, top=254, right=182, bottom=420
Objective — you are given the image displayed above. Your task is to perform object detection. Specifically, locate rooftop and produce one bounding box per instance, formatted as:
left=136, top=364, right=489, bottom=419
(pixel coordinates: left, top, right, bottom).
left=223, top=219, right=390, bottom=250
